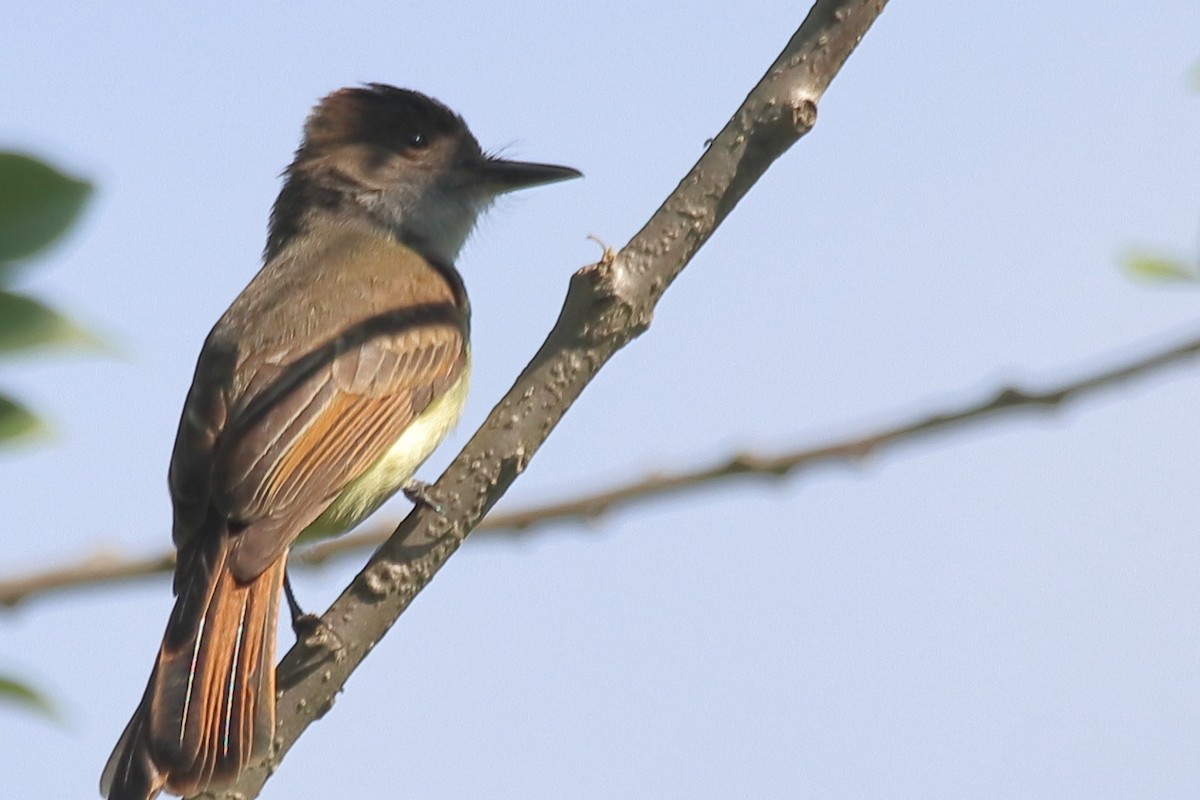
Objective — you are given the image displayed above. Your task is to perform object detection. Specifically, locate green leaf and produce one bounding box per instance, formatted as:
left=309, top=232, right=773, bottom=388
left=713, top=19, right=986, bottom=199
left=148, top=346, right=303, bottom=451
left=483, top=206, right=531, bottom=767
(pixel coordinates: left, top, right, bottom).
left=0, top=153, right=91, bottom=266
left=0, top=393, right=46, bottom=443
left=0, top=290, right=95, bottom=353
left=1121, top=252, right=1198, bottom=283
left=0, top=673, right=58, bottom=720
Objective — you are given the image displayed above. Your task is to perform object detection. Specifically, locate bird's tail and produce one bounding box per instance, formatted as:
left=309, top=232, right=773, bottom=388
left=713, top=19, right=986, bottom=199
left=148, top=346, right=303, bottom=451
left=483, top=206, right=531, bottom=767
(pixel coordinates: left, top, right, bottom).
left=101, top=534, right=284, bottom=800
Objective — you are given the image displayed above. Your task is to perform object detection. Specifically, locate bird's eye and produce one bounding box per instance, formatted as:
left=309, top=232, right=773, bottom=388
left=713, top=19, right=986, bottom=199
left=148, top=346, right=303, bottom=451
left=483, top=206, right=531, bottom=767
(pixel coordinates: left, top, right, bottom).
left=402, top=131, right=428, bottom=149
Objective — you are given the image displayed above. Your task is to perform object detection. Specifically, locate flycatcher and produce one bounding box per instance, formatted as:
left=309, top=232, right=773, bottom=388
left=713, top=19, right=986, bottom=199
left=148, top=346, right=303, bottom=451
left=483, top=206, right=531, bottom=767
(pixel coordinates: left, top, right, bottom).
left=101, top=84, right=580, bottom=800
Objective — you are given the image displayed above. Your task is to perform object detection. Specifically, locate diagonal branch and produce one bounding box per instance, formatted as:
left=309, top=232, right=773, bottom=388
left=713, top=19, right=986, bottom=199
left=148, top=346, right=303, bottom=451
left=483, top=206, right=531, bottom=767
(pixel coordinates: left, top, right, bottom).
left=206, top=3, right=891, bottom=797
left=3, top=325, right=1199, bottom=608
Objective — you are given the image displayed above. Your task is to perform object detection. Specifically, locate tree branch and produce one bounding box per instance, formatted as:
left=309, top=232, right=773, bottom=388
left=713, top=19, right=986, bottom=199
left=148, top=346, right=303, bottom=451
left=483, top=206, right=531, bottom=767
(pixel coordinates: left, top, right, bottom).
left=201, top=4, right=891, bottom=797
left=4, top=325, right=1199, bottom=609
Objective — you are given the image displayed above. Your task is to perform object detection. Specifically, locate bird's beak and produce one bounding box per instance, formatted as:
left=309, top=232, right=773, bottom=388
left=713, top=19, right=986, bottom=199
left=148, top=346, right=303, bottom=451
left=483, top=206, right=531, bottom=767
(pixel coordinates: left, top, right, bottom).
left=475, top=156, right=582, bottom=194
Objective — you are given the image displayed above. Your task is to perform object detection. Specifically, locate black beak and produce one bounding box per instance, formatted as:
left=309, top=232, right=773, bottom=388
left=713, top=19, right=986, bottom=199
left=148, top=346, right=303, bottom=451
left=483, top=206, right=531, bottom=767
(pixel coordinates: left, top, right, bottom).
left=476, top=157, right=582, bottom=193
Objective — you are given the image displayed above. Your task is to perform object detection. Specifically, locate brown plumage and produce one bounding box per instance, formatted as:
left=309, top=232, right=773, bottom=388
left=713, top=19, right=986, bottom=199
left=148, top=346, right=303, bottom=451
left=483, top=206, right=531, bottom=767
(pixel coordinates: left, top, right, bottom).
left=102, top=534, right=283, bottom=796
left=101, top=84, right=578, bottom=800
left=101, top=228, right=469, bottom=799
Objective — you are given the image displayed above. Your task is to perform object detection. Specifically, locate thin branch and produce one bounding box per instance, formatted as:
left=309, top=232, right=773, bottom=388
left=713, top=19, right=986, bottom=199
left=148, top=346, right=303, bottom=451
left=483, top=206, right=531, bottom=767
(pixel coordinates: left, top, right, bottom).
left=0, top=550, right=173, bottom=608
left=3, top=326, right=1198, bottom=609
left=212, top=4, right=890, bottom=797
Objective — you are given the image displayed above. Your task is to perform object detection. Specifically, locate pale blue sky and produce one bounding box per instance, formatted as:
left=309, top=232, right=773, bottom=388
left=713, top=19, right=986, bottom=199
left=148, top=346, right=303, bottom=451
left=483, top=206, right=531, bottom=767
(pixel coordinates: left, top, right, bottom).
left=3, top=3, right=1200, bottom=798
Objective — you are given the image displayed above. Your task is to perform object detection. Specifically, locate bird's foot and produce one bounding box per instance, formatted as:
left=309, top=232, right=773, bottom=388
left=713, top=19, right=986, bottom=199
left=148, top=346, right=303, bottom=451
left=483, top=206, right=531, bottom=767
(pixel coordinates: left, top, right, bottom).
left=284, top=571, right=343, bottom=653
left=403, top=479, right=444, bottom=514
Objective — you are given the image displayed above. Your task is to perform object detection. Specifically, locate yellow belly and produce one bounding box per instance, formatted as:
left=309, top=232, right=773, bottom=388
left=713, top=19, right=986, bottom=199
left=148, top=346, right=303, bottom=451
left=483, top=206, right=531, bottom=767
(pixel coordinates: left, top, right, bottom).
left=300, top=362, right=471, bottom=541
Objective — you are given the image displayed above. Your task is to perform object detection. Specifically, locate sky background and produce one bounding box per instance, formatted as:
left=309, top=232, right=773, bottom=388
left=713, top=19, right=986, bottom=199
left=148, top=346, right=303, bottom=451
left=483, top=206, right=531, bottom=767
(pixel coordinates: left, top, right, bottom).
left=3, top=2, right=1200, bottom=798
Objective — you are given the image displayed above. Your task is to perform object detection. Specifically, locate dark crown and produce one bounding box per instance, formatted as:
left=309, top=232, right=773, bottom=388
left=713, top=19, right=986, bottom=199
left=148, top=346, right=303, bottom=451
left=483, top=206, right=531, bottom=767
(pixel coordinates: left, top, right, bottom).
left=301, top=84, right=471, bottom=154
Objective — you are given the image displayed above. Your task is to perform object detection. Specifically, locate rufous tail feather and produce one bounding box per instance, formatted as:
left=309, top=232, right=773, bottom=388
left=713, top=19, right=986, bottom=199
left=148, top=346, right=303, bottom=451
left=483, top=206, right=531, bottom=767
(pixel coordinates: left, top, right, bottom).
left=101, top=534, right=283, bottom=800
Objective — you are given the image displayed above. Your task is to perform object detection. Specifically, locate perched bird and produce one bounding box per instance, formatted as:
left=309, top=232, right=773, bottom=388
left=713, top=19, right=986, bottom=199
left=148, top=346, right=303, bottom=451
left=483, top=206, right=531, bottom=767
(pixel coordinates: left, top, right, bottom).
left=101, top=83, right=580, bottom=800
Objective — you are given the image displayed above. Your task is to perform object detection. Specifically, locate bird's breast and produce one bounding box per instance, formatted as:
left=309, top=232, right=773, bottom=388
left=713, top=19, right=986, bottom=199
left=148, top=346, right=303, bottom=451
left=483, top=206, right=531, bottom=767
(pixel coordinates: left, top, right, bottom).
left=301, top=357, right=471, bottom=540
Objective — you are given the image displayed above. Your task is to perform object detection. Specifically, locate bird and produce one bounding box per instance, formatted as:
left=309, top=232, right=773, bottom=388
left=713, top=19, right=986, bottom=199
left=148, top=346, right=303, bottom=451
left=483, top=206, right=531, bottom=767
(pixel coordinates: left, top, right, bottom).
left=100, top=83, right=580, bottom=800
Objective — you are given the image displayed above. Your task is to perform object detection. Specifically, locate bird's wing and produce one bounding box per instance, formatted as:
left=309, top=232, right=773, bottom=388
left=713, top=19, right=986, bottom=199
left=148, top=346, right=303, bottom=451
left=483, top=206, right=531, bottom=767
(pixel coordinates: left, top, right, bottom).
left=169, top=302, right=466, bottom=582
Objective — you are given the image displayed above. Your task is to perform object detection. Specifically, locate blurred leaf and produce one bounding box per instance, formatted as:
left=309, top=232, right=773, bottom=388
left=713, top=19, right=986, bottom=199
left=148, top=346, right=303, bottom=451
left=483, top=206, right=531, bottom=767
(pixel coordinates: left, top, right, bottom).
left=0, top=393, right=46, bottom=444
left=1121, top=252, right=1198, bottom=283
left=0, top=673, right=58, bottom=720
left=0, top=152, right=91, bottom=267
left=0, top=290, right=96, bottom=353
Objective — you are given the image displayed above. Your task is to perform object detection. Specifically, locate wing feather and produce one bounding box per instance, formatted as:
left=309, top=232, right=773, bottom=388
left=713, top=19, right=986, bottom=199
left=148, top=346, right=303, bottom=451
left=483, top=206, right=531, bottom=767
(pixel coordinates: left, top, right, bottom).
left=211, top=309, right=465, bottom=579
left=168, top=231, right=469, bottom=582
